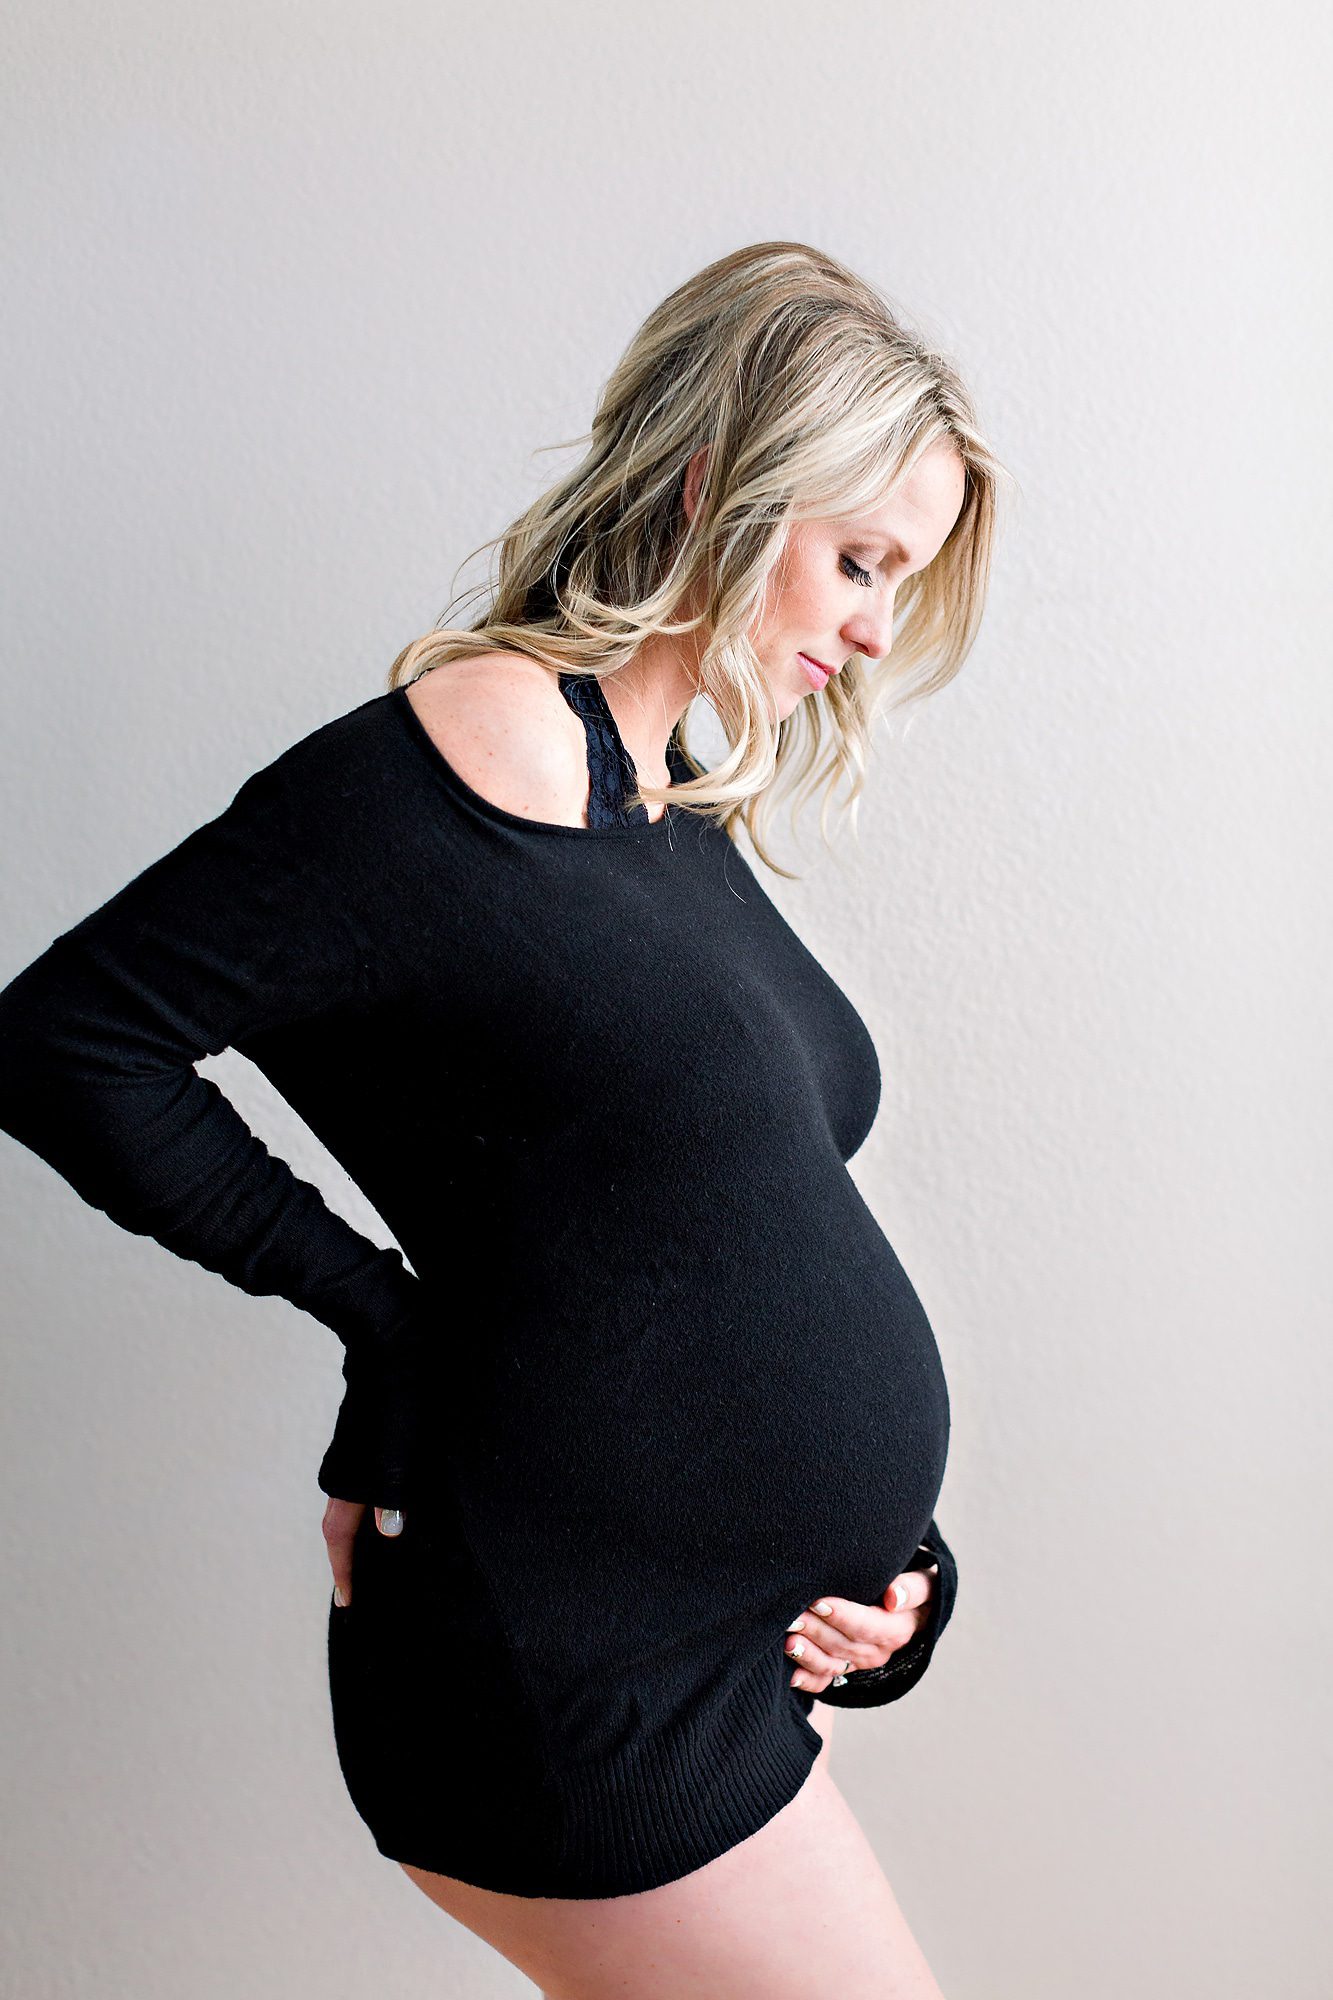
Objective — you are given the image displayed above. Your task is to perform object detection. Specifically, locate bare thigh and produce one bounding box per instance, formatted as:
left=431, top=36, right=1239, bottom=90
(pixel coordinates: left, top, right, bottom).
left=398, top=1707, right=947, bottom=2000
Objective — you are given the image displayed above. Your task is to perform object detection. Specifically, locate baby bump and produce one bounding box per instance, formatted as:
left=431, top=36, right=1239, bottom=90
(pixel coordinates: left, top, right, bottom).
left=444, top=1267, right=951, bottom=1706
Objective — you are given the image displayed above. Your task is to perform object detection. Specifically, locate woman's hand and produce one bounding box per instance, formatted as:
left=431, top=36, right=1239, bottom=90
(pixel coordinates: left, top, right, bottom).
left=783, top=1564, right=940, bottom=1691
left=322, top=1495, right=405, bottom=1608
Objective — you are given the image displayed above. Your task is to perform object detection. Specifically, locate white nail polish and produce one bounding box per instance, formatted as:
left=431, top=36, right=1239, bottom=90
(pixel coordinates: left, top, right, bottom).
left=380, top=1508, right=404, bottom=1536
left=333, top=1585, right=347, bottom=1607
left=787, top=1616, right=805, bottom=1631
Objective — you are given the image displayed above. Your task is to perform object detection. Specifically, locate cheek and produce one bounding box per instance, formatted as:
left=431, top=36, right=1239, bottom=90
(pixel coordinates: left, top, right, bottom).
left=754, top=544, right=833, bottom=654
left=777, top=561, right=833, bottom=630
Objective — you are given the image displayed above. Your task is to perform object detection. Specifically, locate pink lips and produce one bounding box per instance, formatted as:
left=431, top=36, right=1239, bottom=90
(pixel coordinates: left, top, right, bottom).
left=798, top=652, right=835, bottom=689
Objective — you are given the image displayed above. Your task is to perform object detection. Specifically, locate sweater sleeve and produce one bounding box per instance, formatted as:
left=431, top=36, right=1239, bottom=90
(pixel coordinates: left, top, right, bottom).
left=0, top=744, right=431, bottom=1511
left=812, top=1516, right=958, bottom=1709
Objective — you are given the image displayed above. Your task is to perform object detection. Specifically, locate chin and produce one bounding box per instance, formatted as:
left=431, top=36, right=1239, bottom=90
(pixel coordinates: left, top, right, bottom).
left=758, top=667, right=809, bottom=723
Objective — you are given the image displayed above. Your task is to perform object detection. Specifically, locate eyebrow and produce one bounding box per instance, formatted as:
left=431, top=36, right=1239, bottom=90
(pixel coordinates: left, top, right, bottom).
left=846, top=532, right=916, bottom=569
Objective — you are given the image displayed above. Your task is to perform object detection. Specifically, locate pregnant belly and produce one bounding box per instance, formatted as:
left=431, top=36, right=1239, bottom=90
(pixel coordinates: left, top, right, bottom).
left=429, top=1220, right=951, bottom=1743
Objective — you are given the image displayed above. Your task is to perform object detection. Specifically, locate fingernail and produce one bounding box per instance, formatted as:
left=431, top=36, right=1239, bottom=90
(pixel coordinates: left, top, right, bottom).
left=791, top=1673, right=806, bottom=1688
left=788, top=1639, right=805, bottom=1657
left=333, top=1585, right=348, bottom=1607
left=813, top=1600, right=834, bottom=1616
left=380, top=1508, right=404, bottom=1536
left=787, top=1616, right=806, bottom=1631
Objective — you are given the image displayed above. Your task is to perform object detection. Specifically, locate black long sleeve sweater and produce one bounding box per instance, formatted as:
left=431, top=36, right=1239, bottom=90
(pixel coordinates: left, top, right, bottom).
left=0, top=684, right=957, bottom=1893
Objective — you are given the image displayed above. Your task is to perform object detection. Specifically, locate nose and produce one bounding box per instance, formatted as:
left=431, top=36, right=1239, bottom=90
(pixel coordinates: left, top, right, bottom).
left=844, top=594, right=896, bottom=662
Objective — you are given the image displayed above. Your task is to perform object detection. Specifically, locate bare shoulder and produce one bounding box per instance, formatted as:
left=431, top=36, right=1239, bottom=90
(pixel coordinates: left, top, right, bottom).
left=403, top=652, right=588, bottom=826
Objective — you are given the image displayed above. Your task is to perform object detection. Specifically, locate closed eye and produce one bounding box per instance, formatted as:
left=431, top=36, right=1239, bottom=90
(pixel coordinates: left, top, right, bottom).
left=839, top=554, right=875, bottom=588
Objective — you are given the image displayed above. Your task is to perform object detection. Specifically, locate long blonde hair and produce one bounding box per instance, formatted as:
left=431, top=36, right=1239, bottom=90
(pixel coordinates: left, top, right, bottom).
left=387, top=240, right=1011, bottom=875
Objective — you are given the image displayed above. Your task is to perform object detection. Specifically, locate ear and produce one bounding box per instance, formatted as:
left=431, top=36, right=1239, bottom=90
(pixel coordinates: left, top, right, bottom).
left=683, top=444, right=710, bottom=523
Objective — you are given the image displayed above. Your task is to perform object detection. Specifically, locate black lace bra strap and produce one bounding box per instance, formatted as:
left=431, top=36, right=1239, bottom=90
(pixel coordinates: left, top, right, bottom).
left=557, top=672, right=649, bottom=828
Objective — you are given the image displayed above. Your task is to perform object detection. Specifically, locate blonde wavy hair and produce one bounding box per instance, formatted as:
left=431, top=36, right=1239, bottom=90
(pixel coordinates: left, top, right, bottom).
left=387, top=240, right=1011, bottom=875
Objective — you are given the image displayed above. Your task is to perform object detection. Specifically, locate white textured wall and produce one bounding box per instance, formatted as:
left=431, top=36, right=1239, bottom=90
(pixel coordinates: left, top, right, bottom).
left=2, top=5, right=1328, bottom=1996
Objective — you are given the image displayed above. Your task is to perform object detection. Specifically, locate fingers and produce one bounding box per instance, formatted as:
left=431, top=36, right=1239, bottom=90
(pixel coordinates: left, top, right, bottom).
left=323, top=1499, right=406, bottom=1611
left=784, top=1613, right=857, bottom=1689
left=323, top=1495, right=364, bottom=1608
left=885, top=1565, right=935, bottom=1616
left=785, top=1569, right=936, bottom=1689
left=784, top=1595, right=874, bottom=1687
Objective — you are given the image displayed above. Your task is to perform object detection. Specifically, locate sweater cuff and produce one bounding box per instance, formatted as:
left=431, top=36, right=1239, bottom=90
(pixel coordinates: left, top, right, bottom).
left=316, top=1308, right=436, bottom=1511
left=813, top=1517, right=958, bottom=1710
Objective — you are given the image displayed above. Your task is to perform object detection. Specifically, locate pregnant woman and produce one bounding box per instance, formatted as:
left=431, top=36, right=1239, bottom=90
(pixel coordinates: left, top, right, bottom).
left=0, top=241, right=1003, bottom=1998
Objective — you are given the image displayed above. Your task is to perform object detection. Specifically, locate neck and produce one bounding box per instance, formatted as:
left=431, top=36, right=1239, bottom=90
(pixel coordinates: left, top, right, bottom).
left=600, top=630, right=703, bottom=784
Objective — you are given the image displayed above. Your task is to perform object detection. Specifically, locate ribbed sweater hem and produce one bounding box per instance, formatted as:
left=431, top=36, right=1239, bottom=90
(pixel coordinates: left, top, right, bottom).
left=362, top=1651, right=825, bottom=1899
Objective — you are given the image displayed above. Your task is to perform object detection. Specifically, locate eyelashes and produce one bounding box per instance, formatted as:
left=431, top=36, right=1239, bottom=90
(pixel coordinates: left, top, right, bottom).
left=839, top=554, right=875, bottom=588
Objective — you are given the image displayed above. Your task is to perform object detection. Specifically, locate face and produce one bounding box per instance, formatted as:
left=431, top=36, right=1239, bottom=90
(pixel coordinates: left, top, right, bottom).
left=717, top=439, right=969, bottom=721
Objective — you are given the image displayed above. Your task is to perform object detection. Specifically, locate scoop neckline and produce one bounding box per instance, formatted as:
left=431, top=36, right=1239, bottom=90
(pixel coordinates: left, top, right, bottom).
left=388, top=682, right=687, bottom=842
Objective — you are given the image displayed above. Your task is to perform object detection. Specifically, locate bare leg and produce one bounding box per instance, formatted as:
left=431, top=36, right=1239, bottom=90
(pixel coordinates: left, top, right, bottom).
left=399, top=1705, right=947, bottom=1999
